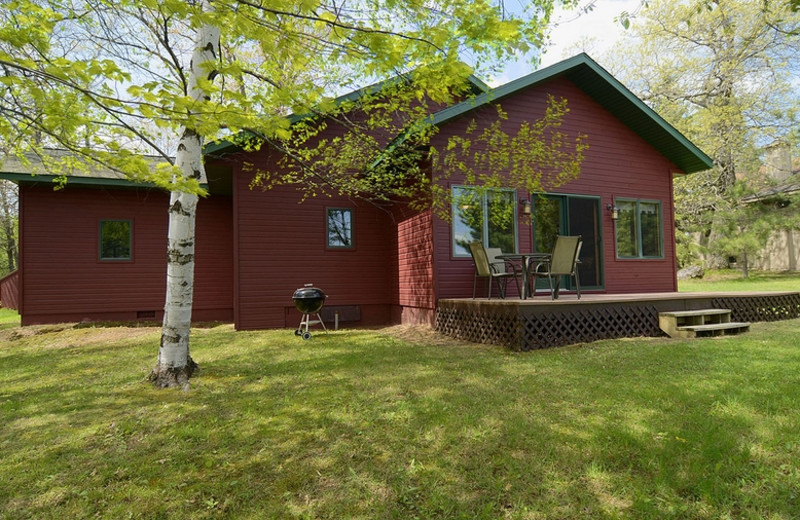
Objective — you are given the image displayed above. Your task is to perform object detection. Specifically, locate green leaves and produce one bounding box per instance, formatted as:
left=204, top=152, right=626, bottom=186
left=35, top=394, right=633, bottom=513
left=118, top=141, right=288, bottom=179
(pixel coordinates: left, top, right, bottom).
left=0, top=0, right=573, bottom=196
left=611, top=0, right=800, bottom=269
left=617, top=11, right=632, bottom=30
left=0, top=1, right=58, bottom=51
left=431, top=96, right=586, bottom=220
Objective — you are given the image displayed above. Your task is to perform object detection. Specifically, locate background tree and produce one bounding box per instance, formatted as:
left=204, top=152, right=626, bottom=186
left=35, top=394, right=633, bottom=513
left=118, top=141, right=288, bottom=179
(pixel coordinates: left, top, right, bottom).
left=0, top=0, right=579, bottom=388
left=706, top=182, right=800, bottom=277
left=608, top=0, right=800, bottom=270
left=0, top=180, right=18, bottom=276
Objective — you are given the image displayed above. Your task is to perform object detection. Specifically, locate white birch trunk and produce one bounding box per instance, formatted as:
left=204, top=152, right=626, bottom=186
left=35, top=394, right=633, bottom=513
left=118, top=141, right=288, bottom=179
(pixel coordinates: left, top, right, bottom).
left=149, top=6, right=219, bottom=389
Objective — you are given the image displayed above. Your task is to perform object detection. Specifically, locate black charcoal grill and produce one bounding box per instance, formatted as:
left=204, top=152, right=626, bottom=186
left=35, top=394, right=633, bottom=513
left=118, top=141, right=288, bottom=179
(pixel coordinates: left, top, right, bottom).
left=292, top=284, right=328, bottom=339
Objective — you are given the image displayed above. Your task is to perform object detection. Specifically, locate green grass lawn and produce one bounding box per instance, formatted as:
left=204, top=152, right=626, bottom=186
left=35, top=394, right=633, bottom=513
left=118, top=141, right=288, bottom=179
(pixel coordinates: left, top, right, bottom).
left=678, top=269, right=800, bottom=293
left=0, top=308, right=20, bottom=329
left=2, top=317, right=800, bottom=519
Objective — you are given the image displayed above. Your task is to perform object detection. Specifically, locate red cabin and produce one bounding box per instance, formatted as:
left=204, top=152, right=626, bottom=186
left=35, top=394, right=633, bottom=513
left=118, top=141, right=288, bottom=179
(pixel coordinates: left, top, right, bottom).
left=1, top=54, right=712, bottom=329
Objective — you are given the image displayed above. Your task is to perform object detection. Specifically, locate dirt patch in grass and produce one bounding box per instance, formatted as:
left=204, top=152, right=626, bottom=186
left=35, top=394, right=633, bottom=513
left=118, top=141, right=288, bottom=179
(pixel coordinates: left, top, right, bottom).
left=0, top=323, right=159, bottom=348
left=0, top=319, right=475, bottom=350
left=378, top=324, right=478, bottom=347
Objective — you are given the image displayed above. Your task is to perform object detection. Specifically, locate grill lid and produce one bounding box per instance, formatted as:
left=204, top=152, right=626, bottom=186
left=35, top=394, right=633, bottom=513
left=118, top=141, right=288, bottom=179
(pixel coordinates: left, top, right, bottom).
left=292, top=285, right=326, bottom=300
left=292, top=284, right=327, bottom=314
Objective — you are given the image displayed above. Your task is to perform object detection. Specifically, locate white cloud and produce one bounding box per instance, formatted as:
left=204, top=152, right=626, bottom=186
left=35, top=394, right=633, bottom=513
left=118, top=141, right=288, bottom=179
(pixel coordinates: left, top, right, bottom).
left=486, top=0, right=641, bottom=86
left=541, top=0, right=642, bottom=66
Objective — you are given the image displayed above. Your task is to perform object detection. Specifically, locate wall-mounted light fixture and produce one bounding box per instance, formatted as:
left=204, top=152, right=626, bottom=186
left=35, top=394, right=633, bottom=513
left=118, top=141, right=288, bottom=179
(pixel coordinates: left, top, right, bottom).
left=519, top=198, right=532, bottom=215
left=606, top=203, right=619, bottom=221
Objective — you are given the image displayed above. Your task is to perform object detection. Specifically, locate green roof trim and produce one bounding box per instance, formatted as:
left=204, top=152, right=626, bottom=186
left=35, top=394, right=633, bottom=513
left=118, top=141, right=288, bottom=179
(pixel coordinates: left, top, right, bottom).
left=0, top=171, right=209, bottom=191
left=0, top=151, right=208, bottom=190
left=428, top=53, right=713, bottom=174
left=0, top=171, right=157, bottom=188
left=4, top=56, right=710, bottom=189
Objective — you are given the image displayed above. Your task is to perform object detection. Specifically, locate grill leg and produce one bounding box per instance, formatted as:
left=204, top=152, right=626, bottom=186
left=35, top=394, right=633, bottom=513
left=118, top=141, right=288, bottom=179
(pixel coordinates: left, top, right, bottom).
left=298, top=314, right=310, bottom=332
left=296, top=313, right=328, bottom=338
left=315, top=314, right=329, bottom=332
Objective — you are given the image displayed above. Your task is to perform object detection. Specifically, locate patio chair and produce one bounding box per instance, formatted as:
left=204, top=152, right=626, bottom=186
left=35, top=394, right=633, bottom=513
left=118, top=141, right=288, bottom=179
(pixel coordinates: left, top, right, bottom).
left=468, top=242, right=521, bottom=299
left=488, top=247, right=526, bottom=298
left=532, top=235, right=582, bottom=300
left=486, top=247, right=510, bottom=274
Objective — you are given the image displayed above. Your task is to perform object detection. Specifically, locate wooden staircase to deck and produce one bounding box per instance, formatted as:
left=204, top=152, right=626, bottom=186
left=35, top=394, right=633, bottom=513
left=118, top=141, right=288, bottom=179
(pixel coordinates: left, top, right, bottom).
left=658, top=309, right=750, bottom=339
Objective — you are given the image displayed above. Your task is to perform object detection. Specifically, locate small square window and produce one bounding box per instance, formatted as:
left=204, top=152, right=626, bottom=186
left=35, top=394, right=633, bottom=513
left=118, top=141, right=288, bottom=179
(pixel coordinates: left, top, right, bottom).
left=327, top=208, right=354, bottom=249
left=99, top=220, right=132, bottom=260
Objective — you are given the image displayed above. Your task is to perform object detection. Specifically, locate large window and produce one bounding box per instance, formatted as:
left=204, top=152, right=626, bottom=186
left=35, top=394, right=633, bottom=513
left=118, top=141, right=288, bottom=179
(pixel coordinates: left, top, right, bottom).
left=615, top=199, right=662, bottom=259
left=452, top=186, right=517, bottom=256
left=99, top=220, right=132, bottom=261
left=326, top=208, right=354, bottom=249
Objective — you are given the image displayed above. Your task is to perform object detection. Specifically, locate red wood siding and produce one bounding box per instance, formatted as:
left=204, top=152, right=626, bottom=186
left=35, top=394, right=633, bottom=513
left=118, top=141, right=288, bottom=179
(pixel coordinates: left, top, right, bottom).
left=395, top=208, right=435, bottom=324
left=194, top=193, right=235, bottom=320
left=0, top=270, right=19, bottom=310
left=18, top=185, right=232, bottom=325
left=232, top=150, right=396, bottom=330
left=431, top=76, right=682, bottom=300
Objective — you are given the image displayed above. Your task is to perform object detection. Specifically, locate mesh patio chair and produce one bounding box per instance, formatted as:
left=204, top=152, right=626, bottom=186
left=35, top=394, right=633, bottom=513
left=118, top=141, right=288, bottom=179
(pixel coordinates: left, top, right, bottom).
left=532, top=235, right=582, bottom=299
left=468, top=242, right=521, bottom=299
left=487, top=247, right=525, bottom=298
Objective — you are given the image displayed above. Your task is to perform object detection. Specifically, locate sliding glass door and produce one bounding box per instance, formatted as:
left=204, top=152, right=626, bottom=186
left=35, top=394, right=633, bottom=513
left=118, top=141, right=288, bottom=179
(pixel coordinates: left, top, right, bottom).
left=532, top=195, right=603, bottom=290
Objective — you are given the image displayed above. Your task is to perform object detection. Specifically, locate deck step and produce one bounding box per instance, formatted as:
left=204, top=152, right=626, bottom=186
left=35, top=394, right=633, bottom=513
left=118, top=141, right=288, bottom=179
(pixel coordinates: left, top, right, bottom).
left=660, top=309, right=731, bottom=318
left=658, top=308, right=750, bottom=339
left=678, top=322, right=751, bottom=338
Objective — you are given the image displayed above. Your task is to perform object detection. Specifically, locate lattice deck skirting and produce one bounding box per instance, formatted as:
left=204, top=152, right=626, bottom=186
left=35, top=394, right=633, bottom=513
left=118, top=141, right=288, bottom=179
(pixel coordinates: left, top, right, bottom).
left=435, top=292, right=800, bottom=351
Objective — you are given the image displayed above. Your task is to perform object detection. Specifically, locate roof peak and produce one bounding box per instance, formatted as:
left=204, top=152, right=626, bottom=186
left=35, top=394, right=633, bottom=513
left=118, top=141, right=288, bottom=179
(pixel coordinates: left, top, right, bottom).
left=427, top=52, right=712, bottom=174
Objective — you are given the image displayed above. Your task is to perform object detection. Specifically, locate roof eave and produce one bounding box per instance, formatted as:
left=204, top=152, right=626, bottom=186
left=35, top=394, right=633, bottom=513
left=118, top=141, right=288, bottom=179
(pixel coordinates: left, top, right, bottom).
left=0, top=171, right=210, bottom=192
left=0, top=171, right=159, bottom=188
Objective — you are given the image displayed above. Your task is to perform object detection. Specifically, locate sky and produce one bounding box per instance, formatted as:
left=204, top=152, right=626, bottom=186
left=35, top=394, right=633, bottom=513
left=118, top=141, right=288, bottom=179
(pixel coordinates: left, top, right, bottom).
left=487, top=0, right=643, bottom=86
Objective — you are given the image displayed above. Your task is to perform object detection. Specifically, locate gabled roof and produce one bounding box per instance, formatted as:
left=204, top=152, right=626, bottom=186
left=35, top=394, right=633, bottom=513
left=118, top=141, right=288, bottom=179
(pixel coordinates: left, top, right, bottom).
left=428, top=53, right=713, bottom=174
left=2, top=55, right=712, bottom=187
left=203, top=70, right=491, bottom=157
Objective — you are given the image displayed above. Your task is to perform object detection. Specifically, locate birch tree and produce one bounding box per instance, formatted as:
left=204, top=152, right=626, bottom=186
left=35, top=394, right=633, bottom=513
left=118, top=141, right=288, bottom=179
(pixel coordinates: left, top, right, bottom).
left=0, top=0, right=577, bottom=388
left=154, top=3, right=219, bottom=389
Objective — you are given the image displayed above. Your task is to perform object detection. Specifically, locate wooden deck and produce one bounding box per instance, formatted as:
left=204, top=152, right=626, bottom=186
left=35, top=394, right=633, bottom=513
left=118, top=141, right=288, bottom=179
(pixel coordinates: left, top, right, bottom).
left=435, top=291, right=800, bottom=350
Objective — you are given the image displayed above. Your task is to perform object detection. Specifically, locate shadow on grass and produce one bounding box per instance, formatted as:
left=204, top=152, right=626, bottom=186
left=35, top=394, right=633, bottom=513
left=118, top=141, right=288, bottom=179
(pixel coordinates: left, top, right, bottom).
left=3, top=322, right=800, bottom=518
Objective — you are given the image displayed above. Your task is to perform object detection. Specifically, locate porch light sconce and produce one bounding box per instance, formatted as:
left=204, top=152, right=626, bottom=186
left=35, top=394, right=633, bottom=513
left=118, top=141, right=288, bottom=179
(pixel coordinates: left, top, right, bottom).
left=519, top=198, right=532, bottom=215
left=606, top=203, right=619, bottom=221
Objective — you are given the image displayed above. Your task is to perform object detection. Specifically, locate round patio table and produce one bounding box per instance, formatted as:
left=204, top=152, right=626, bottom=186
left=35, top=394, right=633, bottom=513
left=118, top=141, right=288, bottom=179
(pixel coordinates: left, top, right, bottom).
left=497, top=253, right=552, bottom=299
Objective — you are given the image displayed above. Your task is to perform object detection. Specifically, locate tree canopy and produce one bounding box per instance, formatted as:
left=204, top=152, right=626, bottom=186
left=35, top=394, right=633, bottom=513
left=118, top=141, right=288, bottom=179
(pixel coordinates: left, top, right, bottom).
left=1, top=0, right=575, bottom=176
left=614, top=0, right=800, bottom=192
left=607, top=0, right=800, bottom=272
